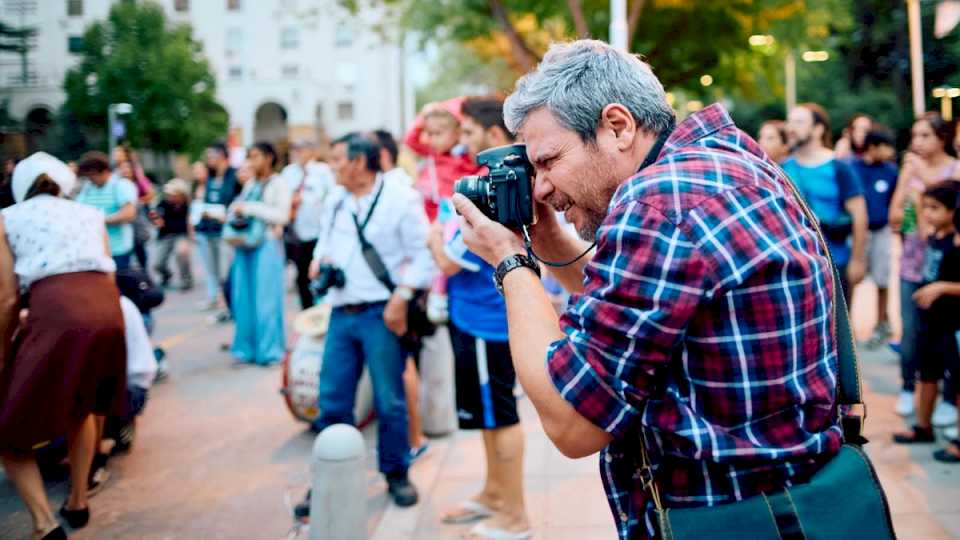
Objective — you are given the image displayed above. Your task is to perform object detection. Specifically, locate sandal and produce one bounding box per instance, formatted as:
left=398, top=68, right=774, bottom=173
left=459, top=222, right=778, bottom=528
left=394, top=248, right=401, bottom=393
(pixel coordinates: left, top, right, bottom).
left=440, top=499, right=495, bottom=524
left=892, top=425, right=935, bottom=444
left=933, top=439, right=960, bottom=463
left=467, top=522, right=533, bottom=540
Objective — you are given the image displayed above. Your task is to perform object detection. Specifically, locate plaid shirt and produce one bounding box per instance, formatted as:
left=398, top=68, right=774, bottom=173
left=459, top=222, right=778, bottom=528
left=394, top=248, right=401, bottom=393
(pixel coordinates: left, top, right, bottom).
left=546, top=104, right=843, bottom=539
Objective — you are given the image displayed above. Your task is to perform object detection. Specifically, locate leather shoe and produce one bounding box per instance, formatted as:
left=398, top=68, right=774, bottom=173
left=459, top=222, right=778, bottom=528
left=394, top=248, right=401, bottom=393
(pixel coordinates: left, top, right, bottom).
left=387, top=476, right=418, bottom=507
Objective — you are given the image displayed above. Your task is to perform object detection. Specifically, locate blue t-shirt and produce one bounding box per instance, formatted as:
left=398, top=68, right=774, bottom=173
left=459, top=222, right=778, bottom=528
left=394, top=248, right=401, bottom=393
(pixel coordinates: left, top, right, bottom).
left=444, top=229, right=508, bottom=341
left=849, top=158, right=897, bottom=230
left=76, top=176, right=138, bottom=256
left=781, top=157, right=864, bottom=266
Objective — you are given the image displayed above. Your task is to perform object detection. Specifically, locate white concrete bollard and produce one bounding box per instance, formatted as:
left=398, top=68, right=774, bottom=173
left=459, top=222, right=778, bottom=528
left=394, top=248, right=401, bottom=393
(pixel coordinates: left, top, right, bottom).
left=418, top=326, right=458, bottom=437
left=310, top=424, right=367, bottom=540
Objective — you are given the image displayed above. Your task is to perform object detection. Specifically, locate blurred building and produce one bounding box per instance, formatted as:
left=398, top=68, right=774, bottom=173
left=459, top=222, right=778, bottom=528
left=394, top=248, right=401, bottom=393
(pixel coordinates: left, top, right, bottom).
left=0, top=0, right=416, bottom=152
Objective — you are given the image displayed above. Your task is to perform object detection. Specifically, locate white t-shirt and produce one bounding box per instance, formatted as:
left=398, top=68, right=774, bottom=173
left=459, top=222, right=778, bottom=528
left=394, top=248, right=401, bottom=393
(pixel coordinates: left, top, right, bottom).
left=119, top=296, right=157, bottom=389
left=2, top=194, right=116, bottom=291
left=281, top=161, right=335, bottom=241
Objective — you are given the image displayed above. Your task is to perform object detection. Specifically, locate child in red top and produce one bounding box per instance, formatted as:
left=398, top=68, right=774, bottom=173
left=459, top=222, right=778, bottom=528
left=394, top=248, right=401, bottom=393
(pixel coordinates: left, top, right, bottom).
left=404, top=97, right=482, bottom=221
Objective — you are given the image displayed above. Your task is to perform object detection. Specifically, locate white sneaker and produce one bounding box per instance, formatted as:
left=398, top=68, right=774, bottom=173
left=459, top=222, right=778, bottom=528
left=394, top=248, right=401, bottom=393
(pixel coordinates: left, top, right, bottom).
left=895, top=391, right=915, bottom=417
left=945, top=426, right=959, bottom=440
left=933, top=402, right=958, bottom=427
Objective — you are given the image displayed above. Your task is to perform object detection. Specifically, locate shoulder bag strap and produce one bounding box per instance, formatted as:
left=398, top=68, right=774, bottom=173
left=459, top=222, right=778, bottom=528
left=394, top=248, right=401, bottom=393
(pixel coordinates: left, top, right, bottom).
left=638, top=164, right=867, bottom=513
left=351, top=179, right=396, bottom=293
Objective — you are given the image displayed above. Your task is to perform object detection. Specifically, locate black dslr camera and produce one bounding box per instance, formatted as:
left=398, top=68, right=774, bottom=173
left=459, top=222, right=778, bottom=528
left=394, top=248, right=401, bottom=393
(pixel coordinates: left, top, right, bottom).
left=309, top=264, right=346, bottom=299
left=454, top=144, right=535, bottom=228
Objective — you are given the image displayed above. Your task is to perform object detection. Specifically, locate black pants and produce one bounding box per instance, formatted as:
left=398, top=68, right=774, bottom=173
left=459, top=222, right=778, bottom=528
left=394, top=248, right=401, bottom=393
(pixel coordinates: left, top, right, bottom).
left=286, top=238, right=318, bottom=310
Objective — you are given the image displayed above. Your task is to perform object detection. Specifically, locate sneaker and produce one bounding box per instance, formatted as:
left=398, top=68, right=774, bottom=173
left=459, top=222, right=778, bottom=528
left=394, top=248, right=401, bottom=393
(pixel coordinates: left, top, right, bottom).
left=154, top=358, right=169, bottom=383
left=865, top=322, right=892, bottom=350
left=87, top=453, right=111, bottom=497
left=933, top=402, right=958, bottom=427
left=386, top=475, right=419, bottom=507
left=895, top=391, right=915, bottom=417
left=945, top=426, right=959, bottom=440
left=409, top=442, right=429, bottom=463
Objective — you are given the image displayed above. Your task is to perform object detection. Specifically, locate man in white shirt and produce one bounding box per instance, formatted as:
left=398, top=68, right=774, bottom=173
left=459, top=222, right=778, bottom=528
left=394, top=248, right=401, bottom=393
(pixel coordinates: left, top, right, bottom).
left=374, top=129, right=414, bottom=186
left=309, top=133, right=433, bottom=507
left=281, top=138, right=335, bottom=309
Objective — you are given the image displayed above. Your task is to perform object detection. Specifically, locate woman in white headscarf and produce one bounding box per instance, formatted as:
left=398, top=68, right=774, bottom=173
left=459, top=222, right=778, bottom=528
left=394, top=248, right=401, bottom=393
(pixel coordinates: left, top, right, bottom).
left=0, top=152, right=127, bottom=539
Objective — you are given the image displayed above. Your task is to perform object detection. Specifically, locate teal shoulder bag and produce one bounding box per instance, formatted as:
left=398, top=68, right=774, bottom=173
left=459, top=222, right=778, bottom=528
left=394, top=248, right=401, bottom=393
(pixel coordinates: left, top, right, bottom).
left=644, top=174, right=897, bottom=540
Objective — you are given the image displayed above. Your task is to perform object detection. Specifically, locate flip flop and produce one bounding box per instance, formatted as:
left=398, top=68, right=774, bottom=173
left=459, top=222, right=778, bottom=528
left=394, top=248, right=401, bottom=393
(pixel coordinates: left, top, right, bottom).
left=467, top=522, right=533, bottom=540
left=933, top=439, right=960, bottom=463
left=440, top=500, right=495, bottom=524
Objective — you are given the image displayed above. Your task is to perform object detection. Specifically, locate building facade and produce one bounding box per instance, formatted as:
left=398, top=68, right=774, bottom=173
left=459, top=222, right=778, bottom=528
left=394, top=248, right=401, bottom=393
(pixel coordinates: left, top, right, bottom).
left=0, top=0, right=416, bottom=152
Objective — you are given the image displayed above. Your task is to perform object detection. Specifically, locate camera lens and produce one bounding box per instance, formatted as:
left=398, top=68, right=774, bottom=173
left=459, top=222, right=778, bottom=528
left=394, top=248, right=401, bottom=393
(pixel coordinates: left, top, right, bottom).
left=454, top=176, right=491, bottom=210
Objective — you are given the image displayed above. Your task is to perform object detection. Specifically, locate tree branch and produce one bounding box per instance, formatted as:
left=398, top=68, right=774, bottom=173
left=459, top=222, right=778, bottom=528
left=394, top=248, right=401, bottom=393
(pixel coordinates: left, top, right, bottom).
left=627, top=0, right=647, bottom=49
left=567, top=0, right=590, bottom=37
left=488, top=0, right=538, bottom=72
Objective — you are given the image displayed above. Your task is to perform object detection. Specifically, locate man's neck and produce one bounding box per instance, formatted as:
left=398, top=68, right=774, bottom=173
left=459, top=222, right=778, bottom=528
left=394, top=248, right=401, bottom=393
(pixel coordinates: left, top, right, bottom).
left=216, top=163, right=228, bottom=177
left=348, top=172, right=378, bottom=198
left=793, top=143, right=831, bottom=164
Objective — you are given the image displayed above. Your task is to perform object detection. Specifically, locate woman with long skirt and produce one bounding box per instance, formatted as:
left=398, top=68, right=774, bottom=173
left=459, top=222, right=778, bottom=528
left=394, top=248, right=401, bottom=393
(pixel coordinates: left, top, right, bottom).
left=0, top=153, right=127, bottom=539
left=228, top=142, right=291, bottom=366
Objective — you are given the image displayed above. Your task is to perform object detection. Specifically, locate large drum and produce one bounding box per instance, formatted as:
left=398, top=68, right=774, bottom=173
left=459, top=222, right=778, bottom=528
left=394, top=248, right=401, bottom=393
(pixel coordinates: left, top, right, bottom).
left=281, top=306, right=375, bottom=427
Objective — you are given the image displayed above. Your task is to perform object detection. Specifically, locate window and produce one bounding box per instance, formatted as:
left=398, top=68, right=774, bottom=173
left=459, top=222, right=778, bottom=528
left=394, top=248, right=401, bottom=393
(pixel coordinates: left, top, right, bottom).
left=225, top=27, right=243, bottom=57
left=5, top=0, right=38, bottom=16
left=7, top=71, right=38, bottom=87
left=280, top=26, right=299, bottom=50
left=334, top=26, right=353, bottom=48
left=227, top=0, right=241, bottom=10
left=337, top=102, right=354, bottom=121
left=67, top=0, right=82, bottom=16
left=67, top=36, right=83, bottom=53
left=228, top=66, right=242, bottom=80
left=174, top=0, right=188, bottom=12
left=282, top=65, right=299, bottom=79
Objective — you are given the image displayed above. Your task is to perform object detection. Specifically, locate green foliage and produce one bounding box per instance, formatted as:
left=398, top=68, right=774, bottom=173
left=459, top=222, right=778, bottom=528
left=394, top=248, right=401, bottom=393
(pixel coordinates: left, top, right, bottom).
left=414, top=43, right=516, bottom=109
left=62, top=0, right=227, bottom=156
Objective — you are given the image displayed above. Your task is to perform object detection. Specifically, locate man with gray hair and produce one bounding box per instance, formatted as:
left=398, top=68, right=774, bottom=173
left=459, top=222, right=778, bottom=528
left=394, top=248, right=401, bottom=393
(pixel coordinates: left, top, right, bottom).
left=453, top=39, right=843, bottom=538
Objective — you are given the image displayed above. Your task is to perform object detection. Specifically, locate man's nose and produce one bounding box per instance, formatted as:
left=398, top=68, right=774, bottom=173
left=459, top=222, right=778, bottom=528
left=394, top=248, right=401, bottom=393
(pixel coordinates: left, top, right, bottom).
left=533, top=174, right=554, bottom=203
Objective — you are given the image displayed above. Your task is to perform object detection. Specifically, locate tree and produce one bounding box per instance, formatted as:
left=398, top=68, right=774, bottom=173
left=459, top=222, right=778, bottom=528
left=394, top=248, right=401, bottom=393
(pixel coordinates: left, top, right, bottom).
left=63, top=1, right=227, bottom=157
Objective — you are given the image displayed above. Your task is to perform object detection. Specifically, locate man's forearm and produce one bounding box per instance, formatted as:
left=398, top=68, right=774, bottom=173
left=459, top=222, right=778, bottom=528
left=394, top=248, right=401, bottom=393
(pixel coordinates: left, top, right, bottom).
left=502, top=267, right=611, bottom=457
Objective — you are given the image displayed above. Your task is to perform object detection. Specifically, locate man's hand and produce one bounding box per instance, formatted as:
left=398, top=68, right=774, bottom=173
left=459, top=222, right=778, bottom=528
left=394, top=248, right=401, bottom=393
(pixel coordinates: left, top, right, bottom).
left=451, top=194, right=525, bottom=267
left=913, top=282, right=945, bottom=310
left=846, top=258, right=866, bottom=288
left=383, top=292, right=409, bottom=336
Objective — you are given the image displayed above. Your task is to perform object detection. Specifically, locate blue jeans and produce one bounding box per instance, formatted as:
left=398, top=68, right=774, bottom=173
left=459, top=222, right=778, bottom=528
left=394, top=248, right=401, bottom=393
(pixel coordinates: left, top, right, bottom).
left=315, top=303, right=410, bottom=477
left=112, top=252, right=132, bottom=271
left=900, top=280, right=920, bottom=392
left=196, top=234, right=224, bottom=304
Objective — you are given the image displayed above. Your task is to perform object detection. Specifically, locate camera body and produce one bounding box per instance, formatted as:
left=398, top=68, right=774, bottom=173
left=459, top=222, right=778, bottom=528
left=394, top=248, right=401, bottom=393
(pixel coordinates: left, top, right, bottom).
left=454, top=144, right=535, bottom=228
left=309, top=264, right=346, bottom=299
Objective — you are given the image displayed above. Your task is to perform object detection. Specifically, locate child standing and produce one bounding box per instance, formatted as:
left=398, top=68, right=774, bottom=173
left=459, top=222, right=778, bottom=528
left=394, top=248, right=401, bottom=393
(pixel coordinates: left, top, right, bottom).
left=151, top=178, right=194, bottom=290
left=894, top=180, right=960, bottom=464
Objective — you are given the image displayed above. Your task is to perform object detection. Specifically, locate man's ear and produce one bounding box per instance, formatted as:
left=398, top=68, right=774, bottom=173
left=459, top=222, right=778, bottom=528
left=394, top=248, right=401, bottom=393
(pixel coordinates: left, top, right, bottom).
left=599, top=103, right=637, bottom=151
left=487, top=126, right=512, bottom=148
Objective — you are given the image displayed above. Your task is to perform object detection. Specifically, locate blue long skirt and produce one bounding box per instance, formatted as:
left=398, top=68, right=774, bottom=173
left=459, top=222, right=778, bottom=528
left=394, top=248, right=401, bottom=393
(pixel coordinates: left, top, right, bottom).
left=230, top=237, right=286, bottom=365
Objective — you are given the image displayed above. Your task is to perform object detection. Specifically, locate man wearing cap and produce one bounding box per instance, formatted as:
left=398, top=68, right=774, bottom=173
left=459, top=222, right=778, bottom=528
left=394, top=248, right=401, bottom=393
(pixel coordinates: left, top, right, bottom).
left=75, top=151, right=139, bottom=270
left=282, top=139, right=335, bottom=309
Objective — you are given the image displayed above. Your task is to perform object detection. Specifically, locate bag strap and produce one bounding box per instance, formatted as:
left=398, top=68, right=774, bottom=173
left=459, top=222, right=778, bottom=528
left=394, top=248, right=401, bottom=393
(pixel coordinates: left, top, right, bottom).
left=350, top=178, right=396, bottom=293
left=638, top=163, right=867, bottom=513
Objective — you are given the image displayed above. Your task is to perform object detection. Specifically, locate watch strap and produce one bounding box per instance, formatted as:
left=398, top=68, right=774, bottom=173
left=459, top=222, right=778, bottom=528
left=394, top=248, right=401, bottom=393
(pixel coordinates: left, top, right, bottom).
left=494, top=254, right=541, bottom=295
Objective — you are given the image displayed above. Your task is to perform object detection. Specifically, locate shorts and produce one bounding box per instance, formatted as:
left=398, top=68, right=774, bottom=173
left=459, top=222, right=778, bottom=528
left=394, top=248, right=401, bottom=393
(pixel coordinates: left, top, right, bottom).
left=449, top=322, right=519, bottom=430
left=915, top=312, right=960, bottom=382
left=866, top=227, right=892, bottom=288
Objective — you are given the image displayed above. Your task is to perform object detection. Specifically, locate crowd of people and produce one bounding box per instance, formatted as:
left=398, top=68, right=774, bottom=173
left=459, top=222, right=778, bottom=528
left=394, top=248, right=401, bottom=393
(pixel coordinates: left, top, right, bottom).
left=756, top=105, right=960, bottom=460
left=0, top=38, right=958, bottom=540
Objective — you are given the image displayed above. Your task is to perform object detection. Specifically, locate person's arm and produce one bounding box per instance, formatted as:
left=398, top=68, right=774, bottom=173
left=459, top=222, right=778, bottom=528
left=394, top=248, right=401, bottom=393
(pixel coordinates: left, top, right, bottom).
left=384, top=189, right=436, bottom=336
left=889, top=154, right=915, bottom=233
left=403, top=108, right=434, bottom=158
left=845, top=195, right=868, bottom=285
left=105, top=202, right=136, bottom=225
left=527, top=202, right=593, bottom=293
left=453, top=194, right=708, bottom=458
left=0, top=217, right=19, bottom=367
left=241, top=180, right=292, bottom=226
left=428, top=223, right=463, bottom=277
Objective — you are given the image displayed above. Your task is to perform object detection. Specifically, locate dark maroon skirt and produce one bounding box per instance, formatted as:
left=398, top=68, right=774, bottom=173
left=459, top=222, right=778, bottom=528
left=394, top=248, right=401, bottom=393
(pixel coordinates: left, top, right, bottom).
left=0, top=271, right=127, bottom=452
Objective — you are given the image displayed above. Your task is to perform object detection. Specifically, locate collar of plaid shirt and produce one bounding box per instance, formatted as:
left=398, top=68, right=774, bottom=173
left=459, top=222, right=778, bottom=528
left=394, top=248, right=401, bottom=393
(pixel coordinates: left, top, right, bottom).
left=545, top=104, right=844, bottom=539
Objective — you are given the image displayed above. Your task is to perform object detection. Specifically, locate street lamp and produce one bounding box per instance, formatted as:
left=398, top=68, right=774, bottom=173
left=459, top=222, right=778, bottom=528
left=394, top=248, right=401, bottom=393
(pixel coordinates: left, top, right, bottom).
left=932, top=86, right=960, bottom=121
left=700, top=74, right=714, bottom=87
left=107, top=102, right=133, bottom=165
left=801, top=50, right=830, bottom=62
left=749, top=34, right=775, bottom=47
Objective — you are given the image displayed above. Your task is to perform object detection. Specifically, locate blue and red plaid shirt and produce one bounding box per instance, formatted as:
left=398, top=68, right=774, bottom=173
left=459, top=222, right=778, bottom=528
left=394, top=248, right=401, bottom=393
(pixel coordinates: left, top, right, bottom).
left=546, top=104, right=843, bottom=539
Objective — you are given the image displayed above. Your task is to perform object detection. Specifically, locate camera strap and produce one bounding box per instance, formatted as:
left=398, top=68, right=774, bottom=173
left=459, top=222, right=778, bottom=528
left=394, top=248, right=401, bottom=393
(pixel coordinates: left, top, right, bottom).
left=350, top=177, right=397, bottom=293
